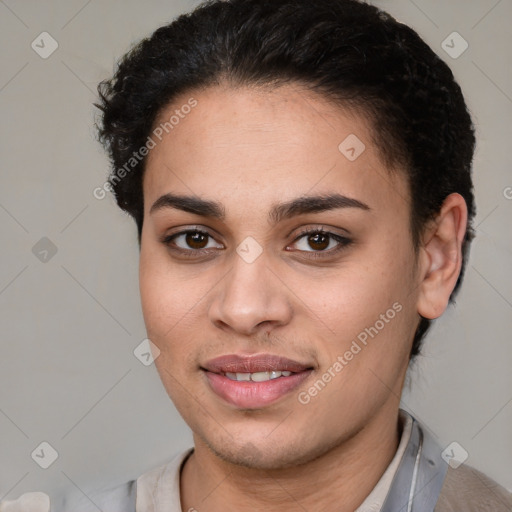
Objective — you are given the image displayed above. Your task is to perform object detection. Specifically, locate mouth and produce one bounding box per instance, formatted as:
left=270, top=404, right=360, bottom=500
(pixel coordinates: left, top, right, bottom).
left=201, top=353, right=314, bottom=409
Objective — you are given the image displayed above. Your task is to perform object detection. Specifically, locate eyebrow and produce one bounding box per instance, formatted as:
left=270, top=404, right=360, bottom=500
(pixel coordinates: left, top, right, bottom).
left=149, top=192, right=370, bottom=224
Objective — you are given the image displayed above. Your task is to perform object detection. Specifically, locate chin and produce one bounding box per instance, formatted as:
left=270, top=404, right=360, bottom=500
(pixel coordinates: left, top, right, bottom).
left=199, top=431, right=333, bottom=471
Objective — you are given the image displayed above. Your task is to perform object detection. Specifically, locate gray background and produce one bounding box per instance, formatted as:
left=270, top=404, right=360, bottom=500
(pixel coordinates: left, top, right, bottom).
left=0, top=0, right=511, bottom=503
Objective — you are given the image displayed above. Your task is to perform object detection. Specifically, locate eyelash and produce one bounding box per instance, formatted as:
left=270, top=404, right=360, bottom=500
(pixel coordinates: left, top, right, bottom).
left=161, top=227, right=352, bottom=260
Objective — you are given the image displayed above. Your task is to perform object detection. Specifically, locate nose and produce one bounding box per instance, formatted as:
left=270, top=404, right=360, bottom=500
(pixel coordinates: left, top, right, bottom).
left=208, top=248, right=293, bottom=337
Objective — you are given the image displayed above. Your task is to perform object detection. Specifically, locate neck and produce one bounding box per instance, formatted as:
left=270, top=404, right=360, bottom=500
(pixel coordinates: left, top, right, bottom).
left=180, top=404, right=402, bottom=512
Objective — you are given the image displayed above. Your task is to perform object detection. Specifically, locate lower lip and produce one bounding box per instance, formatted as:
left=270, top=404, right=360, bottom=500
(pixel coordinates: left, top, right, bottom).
left=204, top=370, right=313, bottom=409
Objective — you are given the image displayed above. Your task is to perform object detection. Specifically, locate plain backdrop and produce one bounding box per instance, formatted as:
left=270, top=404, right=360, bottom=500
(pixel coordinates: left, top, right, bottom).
left=0, top=0, right=511, bottom=502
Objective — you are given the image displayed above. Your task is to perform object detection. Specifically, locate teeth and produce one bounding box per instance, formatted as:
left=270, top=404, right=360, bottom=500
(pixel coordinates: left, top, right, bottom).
left=224, top=370, right=294, bottom=382
left=251, top=371, right=271, bottom=382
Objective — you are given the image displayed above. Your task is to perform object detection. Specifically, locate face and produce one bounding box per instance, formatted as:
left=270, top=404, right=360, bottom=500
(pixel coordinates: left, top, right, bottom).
left=139, top=83, right=423, bottom=470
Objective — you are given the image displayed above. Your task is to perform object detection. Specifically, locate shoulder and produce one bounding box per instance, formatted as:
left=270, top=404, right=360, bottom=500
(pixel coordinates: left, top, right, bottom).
left=55, top=448, right=193, bottom=511
left=136, top=447, right=194, bottom=509
left=435, top=463, right=512, bottom=512
left=51, top=478, right=137, bottom=512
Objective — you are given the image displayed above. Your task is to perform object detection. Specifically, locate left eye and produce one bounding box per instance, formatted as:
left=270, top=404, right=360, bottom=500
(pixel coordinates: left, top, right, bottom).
left=290, top=229, right=351, bottom=254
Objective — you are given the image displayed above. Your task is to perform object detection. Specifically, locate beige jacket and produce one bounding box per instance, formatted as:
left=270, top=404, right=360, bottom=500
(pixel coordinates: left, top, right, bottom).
left=435, top=463, right=512, bottom=511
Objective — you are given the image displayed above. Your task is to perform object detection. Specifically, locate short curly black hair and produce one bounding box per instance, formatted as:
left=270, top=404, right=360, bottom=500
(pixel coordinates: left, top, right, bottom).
left=95, top=0, right=476, bottom=359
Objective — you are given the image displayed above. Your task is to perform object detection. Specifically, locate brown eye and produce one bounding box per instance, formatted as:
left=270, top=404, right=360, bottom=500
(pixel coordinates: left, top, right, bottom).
left=162, top=229, right=223, bottom=254
left=290, top=228, right=353, bottom=258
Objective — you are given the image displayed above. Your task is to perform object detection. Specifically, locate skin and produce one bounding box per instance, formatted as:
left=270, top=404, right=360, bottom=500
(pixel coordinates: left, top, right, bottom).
left=139, top=82, right=467, bottom=512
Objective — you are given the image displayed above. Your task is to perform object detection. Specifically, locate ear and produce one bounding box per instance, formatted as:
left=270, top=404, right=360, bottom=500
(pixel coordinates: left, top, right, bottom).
left=416, top=193, right=468, bottom=320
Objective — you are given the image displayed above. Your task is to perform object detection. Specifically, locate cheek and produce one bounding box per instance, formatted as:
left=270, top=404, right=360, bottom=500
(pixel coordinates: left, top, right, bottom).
left=314, top=253, right=409, bottom=331
left=310, top=233, right=416, bottom=366
left=139, top=246, right=181, bottom=340
left=139, top=244, right=210, bottom=363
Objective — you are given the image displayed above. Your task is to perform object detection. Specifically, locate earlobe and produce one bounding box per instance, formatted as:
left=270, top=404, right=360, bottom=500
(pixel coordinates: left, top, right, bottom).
left=416, top=193, right=468, bottom=320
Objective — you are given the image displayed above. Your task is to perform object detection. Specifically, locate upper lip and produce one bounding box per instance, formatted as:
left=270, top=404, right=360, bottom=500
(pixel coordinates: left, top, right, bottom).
left=202, top=353, right=313, bottom=374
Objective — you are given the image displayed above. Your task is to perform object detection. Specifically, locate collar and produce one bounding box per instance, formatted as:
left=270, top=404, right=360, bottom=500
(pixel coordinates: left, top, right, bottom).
left=355, top=409, right=413, bottom=511
left=381, top=410, right=447, bottom=512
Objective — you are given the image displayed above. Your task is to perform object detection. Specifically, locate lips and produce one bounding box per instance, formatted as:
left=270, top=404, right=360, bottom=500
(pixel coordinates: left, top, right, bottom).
left=201, top=353, right=314, bottom=409
left=201, top=353, right=312, bottom=374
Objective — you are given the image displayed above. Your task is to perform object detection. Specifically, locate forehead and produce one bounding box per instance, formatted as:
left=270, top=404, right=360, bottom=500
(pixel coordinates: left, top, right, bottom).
left=143, top=84, right=410, bottom=219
